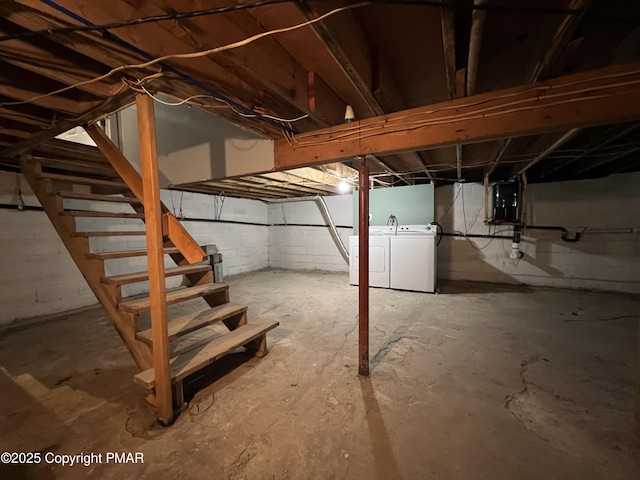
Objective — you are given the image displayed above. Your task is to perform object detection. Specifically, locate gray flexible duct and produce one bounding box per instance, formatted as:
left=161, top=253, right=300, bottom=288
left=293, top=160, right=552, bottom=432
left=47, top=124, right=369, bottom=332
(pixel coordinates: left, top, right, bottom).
left=265, top=196, right=349, bottom=263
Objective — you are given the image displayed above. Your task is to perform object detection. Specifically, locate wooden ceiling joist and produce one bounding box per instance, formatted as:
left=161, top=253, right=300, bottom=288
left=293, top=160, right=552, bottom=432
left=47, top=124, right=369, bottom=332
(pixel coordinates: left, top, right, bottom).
left=516, top=129, right=580, bottom=176
left=137, top=0, right=344, bottom=128
left=0, top=62, right=101, bottom=114
left=466, top=0, right=487, bottom=97
left=0, top=22, right=117, bottom=98
left=539, top=122, right=640, bottom=179
left=529, top=0, right=592, bottom=83
left=440, top=1, right=457, bottom=99
left=0, top=88, right=135, bottom=159
left=574, top=145, right=640, bottom=175
left=296, top=1, right=383, bottom=117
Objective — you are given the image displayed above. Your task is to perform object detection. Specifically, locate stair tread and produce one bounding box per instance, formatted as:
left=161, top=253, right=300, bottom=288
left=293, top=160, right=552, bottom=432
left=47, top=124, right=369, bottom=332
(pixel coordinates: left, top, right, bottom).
left=73, top=230, right=146, bottom=237
left=134, top=320, right=279, bottom=388
left=136, top=302, right=247, bottom=345
left=102, top=264, right=211, bottom=286
left=118, top=283, right=228, bottom=314
left=56, top=191, right=140, bottom=204
left=88, top=247, right=180, bottom=260
left=38, top=172, right=127, bottom=188
left=63, top=210, right=144, bottom=218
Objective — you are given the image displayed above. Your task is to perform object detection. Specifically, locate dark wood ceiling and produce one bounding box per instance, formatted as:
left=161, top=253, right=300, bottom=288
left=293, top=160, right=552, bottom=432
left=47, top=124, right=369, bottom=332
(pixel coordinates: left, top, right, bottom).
left=0, top=0, right=639, bottom=198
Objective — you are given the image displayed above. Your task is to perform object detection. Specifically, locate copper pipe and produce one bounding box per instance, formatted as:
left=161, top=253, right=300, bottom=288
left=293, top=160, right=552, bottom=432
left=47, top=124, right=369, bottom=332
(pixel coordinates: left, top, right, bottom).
left=358, top=157, right=370, bottom=376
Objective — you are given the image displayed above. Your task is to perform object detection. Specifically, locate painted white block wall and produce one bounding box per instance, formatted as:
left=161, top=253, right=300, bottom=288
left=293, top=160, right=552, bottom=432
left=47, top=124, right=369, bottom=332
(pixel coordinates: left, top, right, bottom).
left=0, top=171, right=269, bottom=325
left=160, top=190, right=268, bottom=277
left=435, top=172, right=640, bottom=293
left=0, top=172, right=96, bottom=325
left=267, top=195, right=353, bottom=272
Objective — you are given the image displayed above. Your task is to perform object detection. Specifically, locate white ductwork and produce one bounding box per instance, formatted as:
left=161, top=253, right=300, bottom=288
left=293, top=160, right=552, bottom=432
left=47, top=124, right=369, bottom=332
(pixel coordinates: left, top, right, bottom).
left=265, top=196, right=349, bottom=263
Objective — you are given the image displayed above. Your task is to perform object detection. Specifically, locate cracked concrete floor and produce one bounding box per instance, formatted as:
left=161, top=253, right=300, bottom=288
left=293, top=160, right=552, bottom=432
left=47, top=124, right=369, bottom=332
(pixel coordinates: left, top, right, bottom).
left=0, top=269, right=639, bottom=479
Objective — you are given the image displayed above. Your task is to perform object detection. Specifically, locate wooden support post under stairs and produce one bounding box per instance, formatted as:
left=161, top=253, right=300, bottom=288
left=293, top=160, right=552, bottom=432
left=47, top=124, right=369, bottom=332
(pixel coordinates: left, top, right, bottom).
left=85, top=124, right=207, bottom=265
left=19, top=119, right=279, bottom=424
left=136, top=92, right=173, bottom=425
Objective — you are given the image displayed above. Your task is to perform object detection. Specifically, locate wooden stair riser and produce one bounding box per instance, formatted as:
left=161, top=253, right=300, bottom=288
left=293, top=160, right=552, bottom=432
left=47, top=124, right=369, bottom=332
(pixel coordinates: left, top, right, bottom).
left=39, top=172, right=128, bottom=190
left=55, top=191, right=143, bottom=204
left=88, top=247, right=180, bottom=260
left=203, top=289, right=231, bottom=312
left=244, top=335, right=268, bottom=358
left=102, top=264, right=212, bottom=286
left=62, top=210, right=145, bottom=219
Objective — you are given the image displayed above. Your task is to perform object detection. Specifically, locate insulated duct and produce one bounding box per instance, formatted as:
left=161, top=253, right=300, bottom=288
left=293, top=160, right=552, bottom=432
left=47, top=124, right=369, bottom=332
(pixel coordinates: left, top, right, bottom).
left=265, top=196, right=349, bottom=263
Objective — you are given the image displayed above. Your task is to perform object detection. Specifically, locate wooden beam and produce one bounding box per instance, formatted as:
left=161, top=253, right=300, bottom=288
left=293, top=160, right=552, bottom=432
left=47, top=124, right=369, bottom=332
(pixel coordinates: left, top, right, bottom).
left=486, top=139, right=510, bottom=177
left=529, top=0, right=592, bottom=83
left=0, top=88, right=134, bottom=159
left=440, top=2, right=457, bottom=99
left=274, top=60, right=640, bottom=169
left=517, top=129, right=580, bottom=175
left=6, top=2, right=278, bottom=138
left=136, top=93, right=172, bottom=425
left=0, top=62, right=95, bottom=114
left=0, top=104, right=52, bottom=128
left=150, top=0, right=344, bottom=127
left=370, top=155, right=411, bottom=186
left=574, top=145, right=640, bottom=175
left=491, top=0, right=591, bottom=177
left=411, top=151, right=437, bottom=183
left=296, top=1, right=384, bottom=116
left=308, top=71, right=346, bottom=126
left=0, top=25, right=116, bottom=98
left=371, top=47, right=404, bottom=113
left=260, top=170, right=339, bottom=194
left=466, top=0, right=487, bottom=97
left=540, top=122, right=640, bottom=179
left=85, top=125, right=207, bottom=264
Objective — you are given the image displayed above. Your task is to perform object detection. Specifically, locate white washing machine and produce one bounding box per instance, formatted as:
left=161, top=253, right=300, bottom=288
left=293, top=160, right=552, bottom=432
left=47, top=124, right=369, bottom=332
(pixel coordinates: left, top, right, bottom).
left=389, top=227, right=437, bottom=293
left=349, top=235, right=390, bottom=288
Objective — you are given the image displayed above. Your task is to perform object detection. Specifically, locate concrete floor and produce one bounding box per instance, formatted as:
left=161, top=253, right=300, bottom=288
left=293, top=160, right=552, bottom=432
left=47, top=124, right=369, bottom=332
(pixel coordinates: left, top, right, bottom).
left=0, top=269, right=638, bottom=479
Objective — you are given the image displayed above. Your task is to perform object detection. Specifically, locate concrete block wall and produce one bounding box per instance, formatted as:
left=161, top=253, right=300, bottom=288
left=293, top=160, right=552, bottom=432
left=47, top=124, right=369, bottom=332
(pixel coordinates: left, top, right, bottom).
left=267, top=195, right=352, bottom=272
left=161, top=190, right=269, bottom=277
left=434, top=173, right=640, bottom=293
left=0, top=171, right=269, bottom=325
left=0, top=172, right=96, bottom=325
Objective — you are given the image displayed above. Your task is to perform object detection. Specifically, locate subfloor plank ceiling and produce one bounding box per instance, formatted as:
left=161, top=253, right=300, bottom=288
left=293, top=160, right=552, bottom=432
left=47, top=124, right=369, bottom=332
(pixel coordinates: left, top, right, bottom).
left=0, top=0, right=639, bottom=199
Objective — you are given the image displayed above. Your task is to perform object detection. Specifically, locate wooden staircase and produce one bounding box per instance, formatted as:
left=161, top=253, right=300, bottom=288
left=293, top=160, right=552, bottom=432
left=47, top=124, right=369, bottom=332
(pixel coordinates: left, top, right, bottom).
left=19, top=127, right=278, bottom=422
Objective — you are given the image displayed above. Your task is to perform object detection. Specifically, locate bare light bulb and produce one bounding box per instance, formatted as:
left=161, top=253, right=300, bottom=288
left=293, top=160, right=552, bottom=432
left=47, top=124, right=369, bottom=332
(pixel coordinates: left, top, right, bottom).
left=344, top=105, right=355, bottom=123
left=338, top=181, right=351, bottom=194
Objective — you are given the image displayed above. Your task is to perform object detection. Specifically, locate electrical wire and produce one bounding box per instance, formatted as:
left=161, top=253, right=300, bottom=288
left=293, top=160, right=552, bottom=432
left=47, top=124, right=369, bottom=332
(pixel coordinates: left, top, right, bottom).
left=0, top=1, right=294, bottom=42
left=0, top=2, right=369, bottom=109
left=135, top=85, right=310, bottom=122
left=0, top=0, right=582, bottom=44
left=437, top=183, right=462, bottom=223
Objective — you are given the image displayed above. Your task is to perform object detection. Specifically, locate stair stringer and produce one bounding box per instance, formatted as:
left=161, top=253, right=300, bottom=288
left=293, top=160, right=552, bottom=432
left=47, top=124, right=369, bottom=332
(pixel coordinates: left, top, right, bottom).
left=20, top=156, right=154, bottom=370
